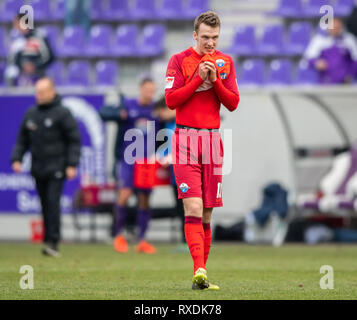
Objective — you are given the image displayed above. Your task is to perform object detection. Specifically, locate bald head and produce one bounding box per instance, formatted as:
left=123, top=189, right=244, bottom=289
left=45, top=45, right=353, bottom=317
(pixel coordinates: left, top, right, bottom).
left=35, top=78, right=56, bottom=105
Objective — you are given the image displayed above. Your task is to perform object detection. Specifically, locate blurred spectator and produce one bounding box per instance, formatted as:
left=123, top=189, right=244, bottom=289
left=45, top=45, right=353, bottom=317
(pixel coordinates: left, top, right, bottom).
left=99, top=78, right=159, bottom=254
left=5, top=13, right=55, bottom=86
left=154, top=97, right=188, bottom=253
left=304, top=17, right=357, bottom=84
left=11, top=78, right=81, bottom=257
left=346, top=4, right=357, bottom=39
left=65, top=0, right=92, bottom=33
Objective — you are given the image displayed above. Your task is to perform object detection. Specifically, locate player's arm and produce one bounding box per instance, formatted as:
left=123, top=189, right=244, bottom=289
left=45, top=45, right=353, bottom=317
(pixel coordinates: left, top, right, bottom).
left=11, top=113, right=30, bottom=163
left=99, top=94, right=128, bottom=123
left=165, top=55, right=204, bottom=110
left=209, top=58, right=240, bottom=112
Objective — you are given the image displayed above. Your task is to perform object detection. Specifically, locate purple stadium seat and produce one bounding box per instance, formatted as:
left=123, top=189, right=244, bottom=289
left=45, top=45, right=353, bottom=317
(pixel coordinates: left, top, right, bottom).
left=57, top=26, right=86, bottom=57
left=39, top=25, right=60, bottom=55
left=184, top=0, right=210, bottom=19
left=272, top=0, right=303, bottom=18
left=0, top=27, right=8, bottom=58
left=52, top=0, right=65, bottom=21
left=130, top=0, right=157, bottom=20
left=303, top=0, right=332, bottom=18
left=46, top=61, right=67, bottom=86
left=158, top=0, right=184, bottom=20
left=111, top=24, right=139, bottom=57
left=85, top=25, right=113, bottom=57
left=102, top=0, right=129, bottom=21
left=258, top=25, right=285, bottom=56
left=295, top=60, right=319, bottom=84
left=28, top=0, right=51, bottom=21
left=238, top=59, right=265, bottom=86
left=138, top=24, right=166, bottom=57
left=267, top=59, right=292, bottom=85
left=333, top=0, right=355, bottom=17
left=66, top=60, right=91, bottom=86
left=90, top=0, right=105, bottom=20
left=95, top=60, right=119, bottom=86
left=0, top=0, right=23, bottom=22
left=228, top=26, right=256, bottom=56
left=284, top=22, right=312, bottom=56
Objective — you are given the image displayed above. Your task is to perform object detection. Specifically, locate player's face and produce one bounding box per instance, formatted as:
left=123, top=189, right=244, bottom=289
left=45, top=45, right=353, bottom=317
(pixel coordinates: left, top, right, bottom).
left=193, top=23, right=220, bottom=55
left=139, top=81, right=156, bottom=106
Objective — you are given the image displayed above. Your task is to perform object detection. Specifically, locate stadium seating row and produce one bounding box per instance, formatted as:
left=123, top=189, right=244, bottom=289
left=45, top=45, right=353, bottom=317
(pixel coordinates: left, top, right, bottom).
left=0, top=24, right=166, bottom=58
left=0, top=0, right=210, bottom=23
left=0, top=58, right=322, bottom=87
left=272, top=0, right=354, bottom=18
left=229, top=22, right=318, bottom=57
left=237, top=59, right=320, bottom=86
left=0, top=60, right=119, bottom=87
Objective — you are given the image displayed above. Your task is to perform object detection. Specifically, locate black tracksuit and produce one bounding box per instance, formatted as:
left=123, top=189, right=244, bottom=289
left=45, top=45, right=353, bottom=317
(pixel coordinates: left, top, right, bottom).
left=11, top=95, right=81, bottom=245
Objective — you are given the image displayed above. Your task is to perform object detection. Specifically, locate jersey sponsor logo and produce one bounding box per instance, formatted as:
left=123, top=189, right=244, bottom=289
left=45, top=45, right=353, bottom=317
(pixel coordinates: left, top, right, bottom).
left=220, top=72, right=227, bottom=79
left=165, top=76, right=175, bottom=89
left=44, top=118, right=53, bottom=127
left=179, top=183, right=190, bottom=193
left=26, top=120, right=37, bottom=131
left=216, top=59, right=225, bottom=68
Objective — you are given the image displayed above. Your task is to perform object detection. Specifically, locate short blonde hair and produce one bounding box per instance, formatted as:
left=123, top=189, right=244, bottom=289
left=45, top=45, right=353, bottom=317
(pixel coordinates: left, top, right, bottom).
left=194, top=11, right=221, bottom=33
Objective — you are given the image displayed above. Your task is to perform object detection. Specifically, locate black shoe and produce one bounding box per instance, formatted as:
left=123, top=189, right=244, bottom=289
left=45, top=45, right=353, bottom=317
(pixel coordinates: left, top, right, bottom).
left=42, top=243, right=61, bottom=258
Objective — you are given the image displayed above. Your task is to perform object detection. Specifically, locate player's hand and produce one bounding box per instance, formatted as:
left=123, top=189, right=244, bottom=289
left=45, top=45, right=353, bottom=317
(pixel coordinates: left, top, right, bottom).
left=12, top=161, right=22, bottom=173
left=66, top=167, right=77, bottom=180
left=204, top=61, right=218, bottom=82
left=315, top=59, right=328, bottom=71
left=198, top=62, right=209, bottom=81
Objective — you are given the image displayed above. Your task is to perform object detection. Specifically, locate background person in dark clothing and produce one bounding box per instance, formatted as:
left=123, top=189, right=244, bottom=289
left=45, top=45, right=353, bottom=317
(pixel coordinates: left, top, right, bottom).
left=5, top=13, right=55, bottom=86
left=11, top=78, right=81, bottom=257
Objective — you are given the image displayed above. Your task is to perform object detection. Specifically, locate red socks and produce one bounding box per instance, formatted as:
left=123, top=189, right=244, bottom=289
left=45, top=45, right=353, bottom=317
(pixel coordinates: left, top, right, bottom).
left=185, top=217, right=212, bottom=273
left=203, top=223, right=211, bottom=267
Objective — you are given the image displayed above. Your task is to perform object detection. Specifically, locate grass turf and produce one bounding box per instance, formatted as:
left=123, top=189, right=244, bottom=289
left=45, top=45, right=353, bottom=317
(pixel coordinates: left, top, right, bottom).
left=1, top=242, right=357, bottom=300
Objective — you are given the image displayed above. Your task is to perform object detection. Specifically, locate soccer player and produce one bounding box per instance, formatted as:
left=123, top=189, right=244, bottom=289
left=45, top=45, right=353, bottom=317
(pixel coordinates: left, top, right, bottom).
left=165, top=11, right=240, bottom=290
left=99, top=78, right=158, bottom=254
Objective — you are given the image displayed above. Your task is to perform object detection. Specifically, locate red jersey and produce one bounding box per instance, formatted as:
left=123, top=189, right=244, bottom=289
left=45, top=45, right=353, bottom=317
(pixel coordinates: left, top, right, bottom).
left=165, top=47, right=240, bottom=129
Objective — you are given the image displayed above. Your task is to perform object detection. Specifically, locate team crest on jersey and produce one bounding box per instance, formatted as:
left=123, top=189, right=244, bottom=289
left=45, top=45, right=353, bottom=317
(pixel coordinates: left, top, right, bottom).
left=44, top=118, right=53, bottom=127
left=216, top=59, right=225, bottom=68
left=165, top=77, right=175, bottom=89
left=179, top=183, right=190, bottom=193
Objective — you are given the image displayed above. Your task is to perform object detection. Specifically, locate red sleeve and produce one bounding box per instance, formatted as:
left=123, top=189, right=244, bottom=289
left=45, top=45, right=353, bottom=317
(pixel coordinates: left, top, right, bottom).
left=165, top=55, right=204, bottom=110
left=212, top=57, right=240, bottom=112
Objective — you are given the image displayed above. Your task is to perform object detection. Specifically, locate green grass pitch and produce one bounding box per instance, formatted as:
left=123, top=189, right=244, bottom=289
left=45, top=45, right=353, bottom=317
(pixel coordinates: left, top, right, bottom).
left=1, top=243, right=357, bottom=300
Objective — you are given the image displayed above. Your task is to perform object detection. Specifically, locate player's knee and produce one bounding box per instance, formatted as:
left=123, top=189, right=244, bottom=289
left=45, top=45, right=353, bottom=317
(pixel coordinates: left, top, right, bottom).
left=184, top=202, right=203, bottom=217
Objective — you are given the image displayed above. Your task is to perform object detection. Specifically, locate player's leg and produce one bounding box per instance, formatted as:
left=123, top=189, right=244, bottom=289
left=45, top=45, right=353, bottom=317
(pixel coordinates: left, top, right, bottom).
left=113, top=161, right=134, bottom=252
left=182, top=197, right=207, bottom=286
left=135, top=190, right=157, bottom=254
left=113, top=187, right=132, bottom=253
left=202, top=207, right=213, bottom=268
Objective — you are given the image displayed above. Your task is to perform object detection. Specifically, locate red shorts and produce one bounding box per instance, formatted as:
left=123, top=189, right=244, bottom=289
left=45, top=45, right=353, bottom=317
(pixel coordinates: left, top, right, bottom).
left=172, top=128, right=223, bottom=208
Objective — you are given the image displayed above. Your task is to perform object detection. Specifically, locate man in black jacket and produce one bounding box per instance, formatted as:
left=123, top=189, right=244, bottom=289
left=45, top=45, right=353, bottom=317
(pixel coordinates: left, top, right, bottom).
left=11, top=78, right=81, bottom=257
